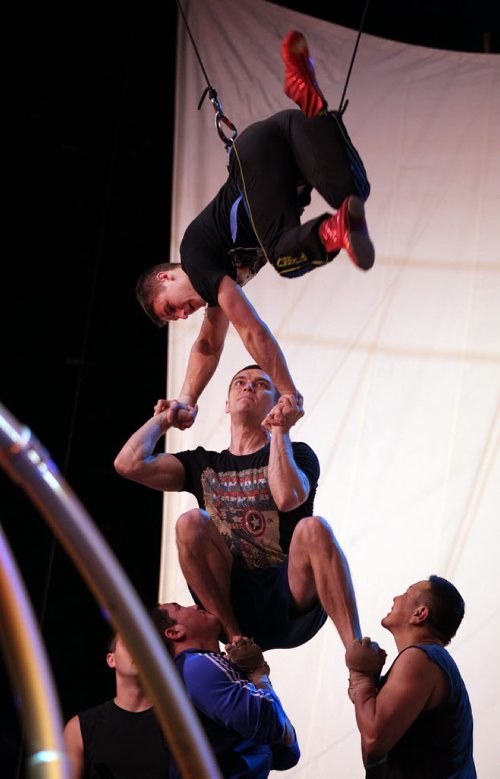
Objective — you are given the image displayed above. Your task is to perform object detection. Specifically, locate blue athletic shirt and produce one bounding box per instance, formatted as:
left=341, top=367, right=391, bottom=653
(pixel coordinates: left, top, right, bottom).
left=170, top=649, right=300, bottom=778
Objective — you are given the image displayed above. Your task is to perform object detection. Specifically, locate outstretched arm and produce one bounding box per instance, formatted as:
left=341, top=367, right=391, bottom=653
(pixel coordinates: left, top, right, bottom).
left=262, top=395, right=308, bottom=511
left=217, top=276, right=301, bottom=401
left=114, top=403, right=186, bottom=491
left=177, top=305, right=230, bottom=409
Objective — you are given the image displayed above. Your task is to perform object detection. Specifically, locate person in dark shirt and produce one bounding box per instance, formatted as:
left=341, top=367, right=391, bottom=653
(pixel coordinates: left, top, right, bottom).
left=345, top=575, right=476, bottom=778
left=134, top=31, right=374, bottom=423
left=115, top=364, right=362, bottom=654
left=64, top=634, right=170, bottom=778
left=150, top=602, right=300, bottom=778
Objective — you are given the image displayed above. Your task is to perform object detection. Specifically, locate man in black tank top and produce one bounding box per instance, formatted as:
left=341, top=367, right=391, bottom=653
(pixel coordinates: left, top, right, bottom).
left=64, top=634, right=171, bottom=778
left=345, top=575, right=476, bottom=778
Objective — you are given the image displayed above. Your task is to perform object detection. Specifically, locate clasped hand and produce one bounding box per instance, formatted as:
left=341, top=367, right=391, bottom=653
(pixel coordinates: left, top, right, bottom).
left=225, top=636, right=270, bottom=677
left=345, top=637, right=387, bottom=703
left=153, top=398, right=198, bottom=429
left=261, top=393, right=304, bottom=432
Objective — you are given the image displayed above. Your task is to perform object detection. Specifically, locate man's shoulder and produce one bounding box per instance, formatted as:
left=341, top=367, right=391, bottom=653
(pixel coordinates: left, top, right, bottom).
left=176, top=649, right=234, bottom=680
left=292, top=440, right=318, bottom=456
left=392, top=644, right=453, bottom=677
left=413, top=643, right=462, bottom=676
left=291, top=441, right=320, bottom=472
left=77, top=698, right=115, bottom=722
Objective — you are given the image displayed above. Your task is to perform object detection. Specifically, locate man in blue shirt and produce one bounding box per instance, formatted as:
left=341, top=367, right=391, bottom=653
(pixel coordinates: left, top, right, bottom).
left=150, top=602, right=300, bottom=778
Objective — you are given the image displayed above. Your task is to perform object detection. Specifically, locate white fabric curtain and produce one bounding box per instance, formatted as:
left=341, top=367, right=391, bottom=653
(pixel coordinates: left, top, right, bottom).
left=160, top=1, right=500, bottom=775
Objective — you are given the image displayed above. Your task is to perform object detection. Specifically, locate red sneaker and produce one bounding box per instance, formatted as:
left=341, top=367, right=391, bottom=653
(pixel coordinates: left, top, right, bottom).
left=281, top=30, right=328, bottom=118
left=319, top=196, right=375, bottom=271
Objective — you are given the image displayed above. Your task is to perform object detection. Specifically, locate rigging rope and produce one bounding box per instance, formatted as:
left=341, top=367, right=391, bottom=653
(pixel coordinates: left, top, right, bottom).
left=338, top=0, right=372, bottom=114
left=176, top=0, right=370, bottom=131
left=175, top=0, right=238, bottom=150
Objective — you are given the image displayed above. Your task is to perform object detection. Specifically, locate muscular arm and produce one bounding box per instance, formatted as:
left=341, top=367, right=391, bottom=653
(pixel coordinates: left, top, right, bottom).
left=351, top=648, right=447, bottom=757
left=114, top=409, right=185, bottom=491
left=63, top=716, right=84, bottom=779
left=217, top=276, right=299, bottom=399
left=178, top=305, right=230, bottom=406
left=264, top=397, right=309, bottom=511
left=267, top=431, right=309, bottom=512
left=248, top=669, right=297, bottom=747
left=225, top=638, right=296, bottom=748
left=185, top=654, right=297, bottom=749
left=246, top=665, right=301, bottom=768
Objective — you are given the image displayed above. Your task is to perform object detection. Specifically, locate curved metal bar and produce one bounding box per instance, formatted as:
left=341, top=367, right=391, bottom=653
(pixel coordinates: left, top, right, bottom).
left=0, top=526, right=70, bottom=778
left=0, top=403, right=222, bottom=779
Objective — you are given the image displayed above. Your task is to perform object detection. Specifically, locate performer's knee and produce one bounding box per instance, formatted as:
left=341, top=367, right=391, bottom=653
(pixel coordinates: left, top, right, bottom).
left=176, top=508, right=210, bottom=543
left=294, top=515, right=333, bottom=544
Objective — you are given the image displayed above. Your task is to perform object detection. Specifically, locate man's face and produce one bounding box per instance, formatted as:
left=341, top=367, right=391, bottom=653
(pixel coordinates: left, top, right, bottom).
left=152, top=274, right=205, bottom=323
left=160, top=603, right=221, bottom=640
left=226, top=368, right=277, bottom=419
left=381, top=580, right=430, bottom=631
left=107, top=635, right=138, bottom=678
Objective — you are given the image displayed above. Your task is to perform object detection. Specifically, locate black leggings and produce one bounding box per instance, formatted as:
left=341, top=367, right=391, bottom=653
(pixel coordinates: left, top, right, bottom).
left=229, top=109, right=370, bottom=278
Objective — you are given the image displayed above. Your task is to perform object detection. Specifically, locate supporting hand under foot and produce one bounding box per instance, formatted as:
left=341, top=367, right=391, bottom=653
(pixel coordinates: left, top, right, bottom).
left=225, top=636, right=270, bottom=676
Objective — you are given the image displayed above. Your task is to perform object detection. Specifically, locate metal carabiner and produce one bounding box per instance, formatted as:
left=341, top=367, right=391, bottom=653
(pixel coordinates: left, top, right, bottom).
left=215, top=112, right=238, bottom=149
left=198, top=86, right=238, bottom=150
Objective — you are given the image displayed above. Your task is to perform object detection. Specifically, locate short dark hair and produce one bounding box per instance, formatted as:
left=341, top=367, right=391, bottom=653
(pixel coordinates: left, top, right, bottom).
left=148, top=604, right=177, bottom=656
left=135, top=262, right=180, bottom=328
left=423, top=575, right=465, bottom=645
left=107, top=634, right=118, bottom=653
left=228, top=364, right=279, bottom=402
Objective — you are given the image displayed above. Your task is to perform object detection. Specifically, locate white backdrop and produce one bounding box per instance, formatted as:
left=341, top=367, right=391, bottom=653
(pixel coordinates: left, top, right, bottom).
left=159, top=1, right=500, bottom=775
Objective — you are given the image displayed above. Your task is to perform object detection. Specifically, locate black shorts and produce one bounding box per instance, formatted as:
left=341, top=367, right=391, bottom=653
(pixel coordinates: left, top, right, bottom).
left=191, top=555, right=327, bottom=651
left=229, top=109, right=370, bottom=278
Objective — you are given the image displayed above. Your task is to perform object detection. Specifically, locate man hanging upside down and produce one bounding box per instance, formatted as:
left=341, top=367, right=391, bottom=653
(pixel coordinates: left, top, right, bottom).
left=136, top=30, right=375, bottom=427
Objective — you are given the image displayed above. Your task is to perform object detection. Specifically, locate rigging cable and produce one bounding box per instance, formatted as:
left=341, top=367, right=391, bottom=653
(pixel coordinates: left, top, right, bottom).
left=338, top=0, right=372, bottom=114
left=175, top=0, right=238, bottom=150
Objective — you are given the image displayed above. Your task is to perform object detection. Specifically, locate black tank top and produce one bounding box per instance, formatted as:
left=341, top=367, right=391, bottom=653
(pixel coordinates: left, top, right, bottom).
left=78, top=699, right=171, bottom=778
left=366, top=644, right=476, bottom=778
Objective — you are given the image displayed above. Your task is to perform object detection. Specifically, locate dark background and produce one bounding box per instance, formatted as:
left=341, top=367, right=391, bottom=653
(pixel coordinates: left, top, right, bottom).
left=2, top=1, right=499, bottom=774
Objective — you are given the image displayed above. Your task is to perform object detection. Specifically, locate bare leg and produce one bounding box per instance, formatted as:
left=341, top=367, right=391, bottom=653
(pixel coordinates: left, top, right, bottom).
left=176, top=508, right=242, bottom=641
left=287, top=515, right=362, bottom=647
